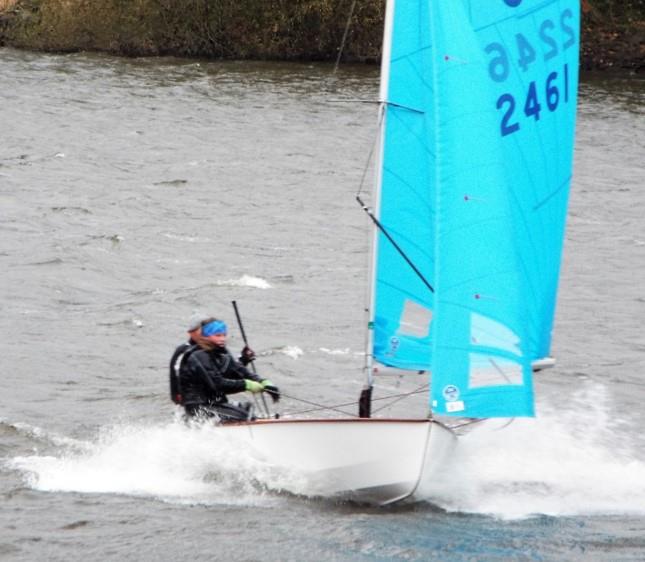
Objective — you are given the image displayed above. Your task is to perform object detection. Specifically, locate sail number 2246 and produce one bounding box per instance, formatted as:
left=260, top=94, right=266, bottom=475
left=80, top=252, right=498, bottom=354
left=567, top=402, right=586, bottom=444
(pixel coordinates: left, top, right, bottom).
left=485, top=8, right=577, bottom=137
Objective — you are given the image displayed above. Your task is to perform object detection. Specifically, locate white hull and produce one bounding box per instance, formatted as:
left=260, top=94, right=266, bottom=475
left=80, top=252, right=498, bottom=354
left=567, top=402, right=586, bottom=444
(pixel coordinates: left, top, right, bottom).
left=222, top=418, right=456, bottom=505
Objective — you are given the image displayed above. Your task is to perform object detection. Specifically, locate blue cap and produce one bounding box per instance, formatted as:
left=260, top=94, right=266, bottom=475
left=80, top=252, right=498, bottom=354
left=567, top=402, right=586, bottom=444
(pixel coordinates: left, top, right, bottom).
left=202, top=320, right=227, bottom=337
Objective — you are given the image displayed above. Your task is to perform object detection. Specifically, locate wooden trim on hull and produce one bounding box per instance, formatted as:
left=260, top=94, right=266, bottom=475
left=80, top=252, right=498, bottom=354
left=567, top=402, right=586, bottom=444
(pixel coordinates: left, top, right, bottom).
left=225, top=417, right=434, bottom=427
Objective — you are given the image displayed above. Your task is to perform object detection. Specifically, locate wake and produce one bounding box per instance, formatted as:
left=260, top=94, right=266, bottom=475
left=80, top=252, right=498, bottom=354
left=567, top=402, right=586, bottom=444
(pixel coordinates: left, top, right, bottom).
left=417, top=383, right=645, bottom=518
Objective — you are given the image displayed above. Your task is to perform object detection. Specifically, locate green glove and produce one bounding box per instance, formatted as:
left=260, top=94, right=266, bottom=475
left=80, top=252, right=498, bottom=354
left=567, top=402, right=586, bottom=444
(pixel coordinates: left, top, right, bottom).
left=244, top=379, right=264, bottom=393
left=261, top=380, right=274, bottom=389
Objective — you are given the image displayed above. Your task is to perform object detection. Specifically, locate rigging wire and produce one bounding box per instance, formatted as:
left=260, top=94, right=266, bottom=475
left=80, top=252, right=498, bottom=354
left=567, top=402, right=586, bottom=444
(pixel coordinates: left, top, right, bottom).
left=356, top=111, right=383, bottom=198
left=370, top=383, right=429, bottom=415
left=280, top=387, right=428, bottom=417
left=446, top=418, right=490, bottom=431
left=278, top=392, right=357, bottom=417
left=333, top=0, right=358, bottom=74
left=354, top=103, right=435, bottom=298
left=357, top=194, right=436, bottom=294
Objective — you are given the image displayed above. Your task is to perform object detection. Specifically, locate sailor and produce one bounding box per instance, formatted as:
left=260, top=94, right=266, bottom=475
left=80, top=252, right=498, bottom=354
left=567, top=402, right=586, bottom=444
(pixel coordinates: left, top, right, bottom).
left=180, top=318, right=280, bottom=423
left=169, top=313, right=255, bottom=405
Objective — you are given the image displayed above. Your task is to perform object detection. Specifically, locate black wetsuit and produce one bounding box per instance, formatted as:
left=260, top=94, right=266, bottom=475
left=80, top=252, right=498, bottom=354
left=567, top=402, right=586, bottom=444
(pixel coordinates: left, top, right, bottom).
left=181, top=346, right=264, bottom=422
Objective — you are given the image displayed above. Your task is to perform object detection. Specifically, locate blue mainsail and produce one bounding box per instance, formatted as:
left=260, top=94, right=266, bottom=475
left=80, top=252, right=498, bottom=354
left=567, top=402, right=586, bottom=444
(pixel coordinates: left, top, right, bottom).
left=371, top=0, right=579, bottom=418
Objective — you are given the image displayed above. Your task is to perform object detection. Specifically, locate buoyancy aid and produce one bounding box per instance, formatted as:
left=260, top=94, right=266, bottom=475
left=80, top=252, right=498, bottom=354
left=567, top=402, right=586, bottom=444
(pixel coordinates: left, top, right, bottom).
left=169, top=341, right=199, bottom=404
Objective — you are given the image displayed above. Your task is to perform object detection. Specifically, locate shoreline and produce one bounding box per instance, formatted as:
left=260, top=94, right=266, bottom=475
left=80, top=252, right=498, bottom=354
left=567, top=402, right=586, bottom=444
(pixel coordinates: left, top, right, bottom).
left=0, top=1, right=643, bottom=72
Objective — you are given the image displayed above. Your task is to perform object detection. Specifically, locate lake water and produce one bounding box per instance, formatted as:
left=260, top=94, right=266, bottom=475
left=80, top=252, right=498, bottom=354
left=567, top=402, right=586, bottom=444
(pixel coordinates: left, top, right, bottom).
left=1, top=47, right=644, bottom=561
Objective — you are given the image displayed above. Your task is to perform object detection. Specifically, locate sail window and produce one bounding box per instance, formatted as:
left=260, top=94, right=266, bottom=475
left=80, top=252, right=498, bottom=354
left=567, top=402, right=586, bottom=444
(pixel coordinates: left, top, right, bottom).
left=468, top=353, right=523, bottom=388
left=470, top=312, right=522, bottom=355
left=397, top=300, right=432, bottom=338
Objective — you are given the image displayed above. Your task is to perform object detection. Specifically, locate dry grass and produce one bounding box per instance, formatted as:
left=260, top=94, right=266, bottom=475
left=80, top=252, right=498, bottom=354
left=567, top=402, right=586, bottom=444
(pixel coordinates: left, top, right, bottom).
left=1, top=0, right=643, bottom=70
left=0, top=0, right=384, bottom=60
left=0, top=0, right=18, bottom=12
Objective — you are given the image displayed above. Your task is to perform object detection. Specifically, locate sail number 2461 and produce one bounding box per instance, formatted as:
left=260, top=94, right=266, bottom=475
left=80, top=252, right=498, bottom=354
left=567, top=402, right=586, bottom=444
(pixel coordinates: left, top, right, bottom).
left=485, top=8, right=577, bottom=137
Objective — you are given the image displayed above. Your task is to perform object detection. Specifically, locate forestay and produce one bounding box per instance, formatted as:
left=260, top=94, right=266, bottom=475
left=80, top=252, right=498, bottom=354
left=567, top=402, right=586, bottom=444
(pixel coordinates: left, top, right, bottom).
left=370, top=0, right=580, bottom=418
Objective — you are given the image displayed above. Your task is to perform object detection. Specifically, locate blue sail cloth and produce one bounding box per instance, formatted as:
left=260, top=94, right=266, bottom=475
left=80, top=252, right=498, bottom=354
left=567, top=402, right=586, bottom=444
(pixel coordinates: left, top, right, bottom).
left=372, top=0, right=579, bottom=418
left=373, top=0, right=436, bottom=371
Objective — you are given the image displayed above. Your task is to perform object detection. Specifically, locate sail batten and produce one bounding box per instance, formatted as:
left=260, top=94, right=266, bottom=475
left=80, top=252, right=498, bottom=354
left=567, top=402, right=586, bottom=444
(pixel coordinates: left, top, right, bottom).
left=370, top=0, right=579, bottom=418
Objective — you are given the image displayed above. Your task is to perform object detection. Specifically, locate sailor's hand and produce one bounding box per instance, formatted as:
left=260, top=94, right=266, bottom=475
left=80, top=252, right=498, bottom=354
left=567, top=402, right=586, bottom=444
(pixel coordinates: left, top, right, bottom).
left=261, top=380, right=280, bottom=403
left=244, top=380, right=264, bottom=393
left=240, top=346, right=256, bottom=366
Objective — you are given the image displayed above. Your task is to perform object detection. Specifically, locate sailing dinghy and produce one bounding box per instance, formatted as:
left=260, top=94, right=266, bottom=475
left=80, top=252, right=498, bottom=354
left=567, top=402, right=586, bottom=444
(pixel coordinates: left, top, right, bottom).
left=221, top=0, right=580, bottom=505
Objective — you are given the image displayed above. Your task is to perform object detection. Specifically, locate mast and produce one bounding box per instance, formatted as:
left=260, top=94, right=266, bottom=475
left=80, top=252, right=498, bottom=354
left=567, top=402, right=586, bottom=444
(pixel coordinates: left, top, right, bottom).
left=364, top=0, right=395, bottom=391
